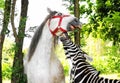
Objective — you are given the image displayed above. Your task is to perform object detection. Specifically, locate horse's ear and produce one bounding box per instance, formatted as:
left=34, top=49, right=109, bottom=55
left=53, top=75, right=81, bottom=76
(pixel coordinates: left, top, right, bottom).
left=47, top=8, right=52, bottom=13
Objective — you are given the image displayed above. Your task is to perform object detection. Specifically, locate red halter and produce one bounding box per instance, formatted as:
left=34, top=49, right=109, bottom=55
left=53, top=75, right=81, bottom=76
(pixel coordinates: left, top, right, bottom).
left=48, top=15, right=70, bottom=36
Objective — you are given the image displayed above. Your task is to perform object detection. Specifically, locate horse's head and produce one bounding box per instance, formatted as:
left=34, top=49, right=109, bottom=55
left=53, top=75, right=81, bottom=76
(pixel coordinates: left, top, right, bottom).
left=48, top=8, right=81, bottom=36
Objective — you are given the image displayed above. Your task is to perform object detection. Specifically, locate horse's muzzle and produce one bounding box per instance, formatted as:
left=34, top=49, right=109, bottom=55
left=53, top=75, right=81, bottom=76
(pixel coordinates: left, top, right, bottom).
left=67, top=18, right=82, bottom=31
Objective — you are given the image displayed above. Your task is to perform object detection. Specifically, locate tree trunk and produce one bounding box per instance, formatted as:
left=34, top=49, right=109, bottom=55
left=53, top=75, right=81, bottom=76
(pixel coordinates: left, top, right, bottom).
left=11, top=0, right=28, bottom=83
left=74, top=0, right=80, bottom=45
left=0, top=0, right=11, bottom=83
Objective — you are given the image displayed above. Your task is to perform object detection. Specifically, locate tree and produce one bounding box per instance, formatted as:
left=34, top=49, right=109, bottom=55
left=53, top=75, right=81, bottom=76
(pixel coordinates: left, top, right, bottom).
left=0, top=0, right=11, bottom=83
left=83, top=0, right=120, bottom=46
left=64, top=0, right=81, bottom=45
left=73, top=0, right=80, bottom=45
left=11, top=0, right=28, bottom=83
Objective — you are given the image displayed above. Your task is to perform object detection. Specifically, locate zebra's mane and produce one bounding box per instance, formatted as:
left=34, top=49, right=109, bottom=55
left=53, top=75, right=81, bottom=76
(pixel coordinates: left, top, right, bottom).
left=28, top=11, right=57, bottom=61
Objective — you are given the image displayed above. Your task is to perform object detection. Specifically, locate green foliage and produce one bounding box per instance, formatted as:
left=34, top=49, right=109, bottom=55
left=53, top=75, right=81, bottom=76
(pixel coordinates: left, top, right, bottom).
left=2, top=39, right=15, bottom=79
left=0, top=0, right=4, bottom=9
left=87, top=0, right=120, bottom=45
left=2, top=39, right=27, bottom=82
left=64, top=0, right=120, bottom=46
left=104, top=46, right=120, bottom=73
left=2, top=62, right=12, bottom=79
left=82, top=36, right=120, bottom=74
left=101, top=12, right=120, bottom=45
left=83, top=11, right=120, bottom=45
left=91, top=46, right=120, bottom=74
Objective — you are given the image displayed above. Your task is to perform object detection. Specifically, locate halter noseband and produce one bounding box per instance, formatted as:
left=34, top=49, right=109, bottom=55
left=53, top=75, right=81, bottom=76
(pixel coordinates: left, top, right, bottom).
left=48, top=15, right=70, bottom=36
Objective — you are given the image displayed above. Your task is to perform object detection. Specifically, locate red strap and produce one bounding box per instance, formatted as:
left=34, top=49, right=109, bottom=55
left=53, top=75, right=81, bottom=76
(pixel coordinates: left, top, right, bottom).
left=50, top=27, right=67, bottom=36
left=59, top=27, right=67, bottom=32
left=48, top=15, right=70, bottom=36
left=52, top=15, right=70, bottom=19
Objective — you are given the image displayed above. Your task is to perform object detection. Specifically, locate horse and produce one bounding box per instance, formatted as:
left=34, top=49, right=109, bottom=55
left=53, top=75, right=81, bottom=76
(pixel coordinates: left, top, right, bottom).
left=23, top=9, right=81, bottom=83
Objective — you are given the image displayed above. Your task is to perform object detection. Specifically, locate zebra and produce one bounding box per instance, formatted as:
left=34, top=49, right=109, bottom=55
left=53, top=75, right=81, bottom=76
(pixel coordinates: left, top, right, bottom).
left=59, top=35, right=120, bottom=83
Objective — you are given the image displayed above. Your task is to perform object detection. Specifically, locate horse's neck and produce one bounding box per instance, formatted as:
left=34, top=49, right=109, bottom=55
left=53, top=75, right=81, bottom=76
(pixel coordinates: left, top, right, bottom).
left=33, top=24, right=54, bottom=61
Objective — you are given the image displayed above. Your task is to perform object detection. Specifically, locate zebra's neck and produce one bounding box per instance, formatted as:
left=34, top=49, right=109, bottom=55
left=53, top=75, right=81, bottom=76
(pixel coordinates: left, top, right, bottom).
left=61, top=38, right=120, bottom=83
left=62, top=39, right=86, bottom=61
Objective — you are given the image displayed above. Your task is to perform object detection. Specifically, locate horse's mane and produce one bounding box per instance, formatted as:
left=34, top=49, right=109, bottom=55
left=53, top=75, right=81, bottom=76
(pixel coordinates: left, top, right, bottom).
left=28, top=11, right=57, bottom=61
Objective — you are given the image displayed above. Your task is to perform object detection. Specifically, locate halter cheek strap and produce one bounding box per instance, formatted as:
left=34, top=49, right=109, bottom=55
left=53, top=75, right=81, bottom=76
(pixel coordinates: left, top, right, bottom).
left=48, top=15, right=70, bottom=36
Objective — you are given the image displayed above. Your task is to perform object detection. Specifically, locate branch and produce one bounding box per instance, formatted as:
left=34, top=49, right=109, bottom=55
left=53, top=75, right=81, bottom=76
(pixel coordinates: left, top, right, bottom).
left=11, top=0, right=18, bottom=42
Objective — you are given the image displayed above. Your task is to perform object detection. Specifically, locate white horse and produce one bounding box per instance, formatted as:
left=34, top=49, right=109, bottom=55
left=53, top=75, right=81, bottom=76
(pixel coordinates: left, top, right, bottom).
left=24, top=9, right=81, bottom=83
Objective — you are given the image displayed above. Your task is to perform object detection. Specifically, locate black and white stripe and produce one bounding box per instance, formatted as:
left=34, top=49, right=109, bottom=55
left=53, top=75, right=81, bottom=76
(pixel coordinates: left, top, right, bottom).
left=61, top=39, right=120, bottom=83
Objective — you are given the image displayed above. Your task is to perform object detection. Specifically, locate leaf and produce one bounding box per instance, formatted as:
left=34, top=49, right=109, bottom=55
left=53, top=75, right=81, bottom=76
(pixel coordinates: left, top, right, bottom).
left=0, top=0, right=4, bottom=9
